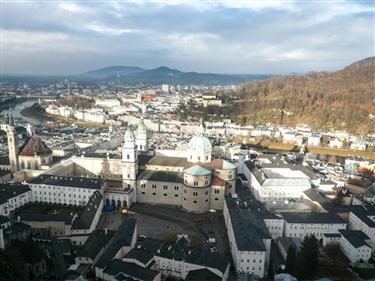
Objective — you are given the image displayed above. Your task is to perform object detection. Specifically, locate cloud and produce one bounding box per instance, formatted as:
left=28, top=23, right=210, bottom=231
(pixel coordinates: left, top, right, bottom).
left=1, top=0, right=374, bottom=75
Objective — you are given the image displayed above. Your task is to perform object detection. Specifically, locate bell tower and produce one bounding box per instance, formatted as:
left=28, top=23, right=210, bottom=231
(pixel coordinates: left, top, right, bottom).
left=122, top=126, right=138, bottom=190
left=7, top=109, right=19, bottom=173
left=136, top=117, right=149, bottom=153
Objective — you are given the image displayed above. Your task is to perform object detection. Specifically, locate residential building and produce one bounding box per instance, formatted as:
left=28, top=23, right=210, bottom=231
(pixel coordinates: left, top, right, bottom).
left=0, top=183, right=32, bottom=216
left=282, top=212, right=347, bottom=240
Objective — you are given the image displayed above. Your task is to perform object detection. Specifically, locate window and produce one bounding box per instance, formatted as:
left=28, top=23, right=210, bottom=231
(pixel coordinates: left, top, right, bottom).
left=198, top=156, right=201, bottom=161
left=163, top=193, right=167, bottom=196
left=152, top=185, right=157, bottom=189
left=152, top=192, right=156, bottom=195
left=194, top=181, right=198, bottom=186
left=127, top=154, right=130, bottom=159
left=174, top=186, right=179, bottom=190
left=174, top=194, right=179, bottom=197
left=193, top=200, right=197, bottom=203
left=141, top=192, right=145, bottom=195
left=163, top=185, right=168, bottom=190
left=193, top=192, right=198, bottom=196
left=215, top=198, right=218, bottom=201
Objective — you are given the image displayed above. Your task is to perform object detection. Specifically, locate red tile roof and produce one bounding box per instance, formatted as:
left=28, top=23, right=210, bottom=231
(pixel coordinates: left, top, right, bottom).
left=19, top=136, right=52, bottom=157
left=211, top=176, right=226, bottom=187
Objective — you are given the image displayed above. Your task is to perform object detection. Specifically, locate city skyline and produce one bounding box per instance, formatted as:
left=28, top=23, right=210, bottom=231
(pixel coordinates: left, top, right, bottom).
left=1, top=0, right=374, bottom=75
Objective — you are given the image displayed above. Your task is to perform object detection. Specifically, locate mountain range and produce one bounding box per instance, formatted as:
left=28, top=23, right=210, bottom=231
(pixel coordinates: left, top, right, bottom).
left=78, top=66, right=271, bottom=84
left=2, top=66, right=272, bottom=85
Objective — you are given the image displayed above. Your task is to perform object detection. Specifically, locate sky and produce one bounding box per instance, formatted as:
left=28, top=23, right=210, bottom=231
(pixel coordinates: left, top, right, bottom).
left=1, top=0, right=374, bottom=75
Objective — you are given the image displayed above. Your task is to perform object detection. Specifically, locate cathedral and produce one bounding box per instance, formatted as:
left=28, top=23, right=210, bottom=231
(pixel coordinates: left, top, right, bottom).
left=121, top=118, right=237, bottom=212
left=5, top=111, right=237, bottom=213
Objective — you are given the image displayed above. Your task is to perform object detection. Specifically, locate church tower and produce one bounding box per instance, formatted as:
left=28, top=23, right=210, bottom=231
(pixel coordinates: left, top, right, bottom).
left=7, top=109, right=19, bottom=173
left=122, top=126, right=138, bottom=190
left=136, top=117, right=149, bottom=153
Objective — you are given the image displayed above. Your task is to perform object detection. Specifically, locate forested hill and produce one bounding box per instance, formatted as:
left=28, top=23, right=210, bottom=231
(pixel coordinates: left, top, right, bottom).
left=235, top=57, right=375, bottom=134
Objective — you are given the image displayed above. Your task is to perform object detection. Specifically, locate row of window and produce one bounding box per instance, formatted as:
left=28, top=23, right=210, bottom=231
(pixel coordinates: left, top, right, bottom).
left=33, top=185, right=94, bottom=192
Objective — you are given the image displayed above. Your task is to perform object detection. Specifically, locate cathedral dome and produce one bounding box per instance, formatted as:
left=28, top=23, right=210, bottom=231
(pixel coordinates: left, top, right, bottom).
left=187, top=118, right=212, bottom=163
left=187, top=135, right=212, bottom=153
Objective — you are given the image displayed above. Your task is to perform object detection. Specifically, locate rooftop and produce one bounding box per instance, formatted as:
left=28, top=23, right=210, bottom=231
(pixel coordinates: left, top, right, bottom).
left=123, top=247, right=153, bottom=266
left=282, top=212, right=345, bottom=224
left=137, top=170, right=183, bottom=183
left=19, top=136, right=52, bottom=157
left=185, top=268, right=221, bottom=281
left=208, top=159, right=237, bottom=170
left=138, top=237, right=229, bottom=275
left=0, top=182, right=31, bottom=204
left=104, top=259, right=159, bottom=281
left=350, top=205, right=375, bottom=228
left=184, top=165, right=211, bottom=176
left=78, top=229, right=115, bottom=259
left=28, top=174, right=105, bottom=190
left=339, top=229, right=370, bottom=249
left=224, top=196, right=279, bottom=251
left=71, top=191, right=103, bottom=230
left=95, top=218, right=137, bottom=269
left=146, top=155, right=189, bottom=168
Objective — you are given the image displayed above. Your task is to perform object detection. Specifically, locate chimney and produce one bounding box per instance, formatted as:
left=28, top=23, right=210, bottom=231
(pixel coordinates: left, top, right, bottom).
left=17, top=216, right=20, bottom=222
left=104, top=228, right=108, bottom=235
left=0, top=229, right=4, bottom=250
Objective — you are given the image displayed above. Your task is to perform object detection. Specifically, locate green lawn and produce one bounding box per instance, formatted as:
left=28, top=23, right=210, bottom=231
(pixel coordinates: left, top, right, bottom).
left=20, top=202, right=82, bottom=215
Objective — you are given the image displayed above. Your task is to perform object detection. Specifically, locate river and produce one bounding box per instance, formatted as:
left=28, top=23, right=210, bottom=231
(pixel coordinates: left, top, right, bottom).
left=1, top=99, right=47, bottom=126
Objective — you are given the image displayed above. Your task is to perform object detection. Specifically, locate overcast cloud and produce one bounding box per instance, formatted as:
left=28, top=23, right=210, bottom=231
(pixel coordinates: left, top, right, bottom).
left=1, top=0, right=374, bottom=75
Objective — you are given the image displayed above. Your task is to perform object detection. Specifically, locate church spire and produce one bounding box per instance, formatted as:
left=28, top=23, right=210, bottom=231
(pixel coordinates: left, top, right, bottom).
left=8, top=107, right=15, bottom=127
left=198, top=118, right=205, bottom=137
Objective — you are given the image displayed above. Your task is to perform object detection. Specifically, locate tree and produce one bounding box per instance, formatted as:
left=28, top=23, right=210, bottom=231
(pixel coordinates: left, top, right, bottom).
left=268, top=259, right=275, bottom=278
left=190, top=233, right=203, bottom=249
left=301, top=235, right=319, bottom=275
left=164, top=233, right=177, bottom=243
left=295, top=252, right=308, bottom=279
left=285, top=245, right=296, bottom=275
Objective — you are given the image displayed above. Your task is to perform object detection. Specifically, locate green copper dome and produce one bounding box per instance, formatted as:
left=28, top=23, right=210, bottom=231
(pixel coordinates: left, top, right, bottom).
left=125, top=127, right=135, bottom=140
left=184, top=165, right=211, bottom=176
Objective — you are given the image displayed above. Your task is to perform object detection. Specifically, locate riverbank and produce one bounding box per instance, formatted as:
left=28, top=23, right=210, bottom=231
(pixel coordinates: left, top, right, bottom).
left=0, top=97, right=28, bottom=113
left=20, top=103, right=107, bottom=128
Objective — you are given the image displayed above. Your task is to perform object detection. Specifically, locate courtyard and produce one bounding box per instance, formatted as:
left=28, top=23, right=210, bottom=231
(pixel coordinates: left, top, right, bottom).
left=97, top=202, right=231, bottom=255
